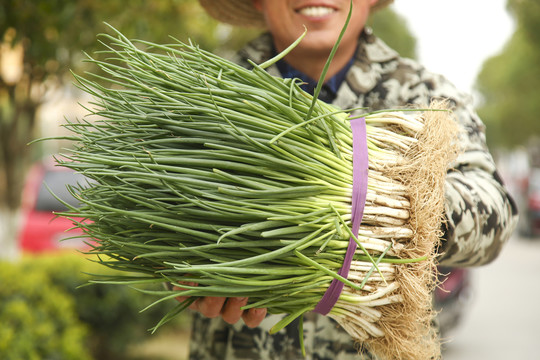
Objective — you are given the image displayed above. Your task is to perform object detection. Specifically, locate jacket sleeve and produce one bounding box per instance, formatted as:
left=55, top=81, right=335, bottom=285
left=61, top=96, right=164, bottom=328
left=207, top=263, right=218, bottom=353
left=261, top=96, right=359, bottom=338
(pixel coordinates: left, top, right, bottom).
left=417, top=76, right=519, bottom=267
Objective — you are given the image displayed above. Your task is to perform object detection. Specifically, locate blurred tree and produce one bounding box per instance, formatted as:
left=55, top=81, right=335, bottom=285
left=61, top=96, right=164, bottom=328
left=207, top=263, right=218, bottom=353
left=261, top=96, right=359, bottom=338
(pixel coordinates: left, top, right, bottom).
left=0, top=1, right=415, bottom=260
left=369, top=7, right=417, bottom=60
left=507, top=0, right=540, bottom=44
left=475, top=0, right=540, bottom=148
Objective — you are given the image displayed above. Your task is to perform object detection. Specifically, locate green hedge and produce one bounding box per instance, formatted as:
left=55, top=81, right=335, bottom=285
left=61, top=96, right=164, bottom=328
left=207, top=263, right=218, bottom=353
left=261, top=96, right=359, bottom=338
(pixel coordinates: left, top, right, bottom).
left=0, top=253, right=188, bottom=360
left=0, top=258, right=91, bottom=360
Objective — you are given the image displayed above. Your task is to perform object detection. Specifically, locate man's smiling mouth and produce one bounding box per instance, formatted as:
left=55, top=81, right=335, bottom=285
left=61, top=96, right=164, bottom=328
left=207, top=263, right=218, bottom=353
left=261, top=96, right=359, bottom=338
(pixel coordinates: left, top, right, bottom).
left=296, top=6, right=337, bottom=17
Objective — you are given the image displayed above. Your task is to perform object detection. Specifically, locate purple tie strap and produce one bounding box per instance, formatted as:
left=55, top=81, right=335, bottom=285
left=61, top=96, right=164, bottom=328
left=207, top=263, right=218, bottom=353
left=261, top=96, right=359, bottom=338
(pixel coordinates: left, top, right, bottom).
left=313, top=117, right=368, bottom=315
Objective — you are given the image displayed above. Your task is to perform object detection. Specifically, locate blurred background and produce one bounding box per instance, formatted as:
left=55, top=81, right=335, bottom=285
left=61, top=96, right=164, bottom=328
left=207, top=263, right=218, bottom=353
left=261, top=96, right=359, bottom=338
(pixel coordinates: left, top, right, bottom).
left=1, top=0, right=539, bottom=359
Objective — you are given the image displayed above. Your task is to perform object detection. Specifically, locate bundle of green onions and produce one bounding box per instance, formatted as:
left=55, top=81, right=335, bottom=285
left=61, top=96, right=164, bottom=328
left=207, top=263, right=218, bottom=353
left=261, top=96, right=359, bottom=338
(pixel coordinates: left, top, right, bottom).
left=56, top=27, right=458, bottom=359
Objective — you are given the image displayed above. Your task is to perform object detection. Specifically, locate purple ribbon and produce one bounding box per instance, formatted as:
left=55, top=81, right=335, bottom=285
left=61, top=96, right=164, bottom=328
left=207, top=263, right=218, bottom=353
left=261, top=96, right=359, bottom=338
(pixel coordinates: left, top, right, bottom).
left=313, top=117, right=368, bottom=315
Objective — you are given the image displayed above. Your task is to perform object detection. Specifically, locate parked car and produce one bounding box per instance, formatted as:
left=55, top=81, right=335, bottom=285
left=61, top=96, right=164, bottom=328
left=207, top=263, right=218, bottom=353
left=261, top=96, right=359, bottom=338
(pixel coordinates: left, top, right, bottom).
left=433, top=266, right=471, bottom=337
left=524, top=168, right=540, bottom=238
left=19, top=159, right=90, bottom=253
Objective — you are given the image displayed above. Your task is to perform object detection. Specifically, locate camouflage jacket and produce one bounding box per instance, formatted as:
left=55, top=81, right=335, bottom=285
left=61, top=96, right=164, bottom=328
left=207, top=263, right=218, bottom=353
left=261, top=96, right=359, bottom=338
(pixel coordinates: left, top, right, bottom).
left=188, top=30, right=519, bottom=360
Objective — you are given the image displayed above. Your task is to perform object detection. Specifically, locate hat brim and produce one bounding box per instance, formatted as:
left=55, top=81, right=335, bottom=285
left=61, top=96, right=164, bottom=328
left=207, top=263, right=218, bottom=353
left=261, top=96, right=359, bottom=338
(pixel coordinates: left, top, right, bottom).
left=199, top=0, right=394, bottom=28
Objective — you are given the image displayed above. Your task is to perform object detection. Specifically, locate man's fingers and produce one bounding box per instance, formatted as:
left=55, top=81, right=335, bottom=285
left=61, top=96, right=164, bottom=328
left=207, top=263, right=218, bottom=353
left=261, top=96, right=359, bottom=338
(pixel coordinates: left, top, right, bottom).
left=172, top=283, right=200, bottom=310
left=198, top=296, right=227, bottom=318
left=242, top=307, right=267, bottom=328
left=221, top=297, right=249, bottom=324
left=172, top=283, right=266, bottom=326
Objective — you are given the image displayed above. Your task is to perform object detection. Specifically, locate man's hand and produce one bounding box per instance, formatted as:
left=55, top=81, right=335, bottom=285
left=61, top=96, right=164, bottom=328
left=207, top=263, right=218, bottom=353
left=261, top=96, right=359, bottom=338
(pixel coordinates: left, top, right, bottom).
left=173, top=285, right=267, bottom=328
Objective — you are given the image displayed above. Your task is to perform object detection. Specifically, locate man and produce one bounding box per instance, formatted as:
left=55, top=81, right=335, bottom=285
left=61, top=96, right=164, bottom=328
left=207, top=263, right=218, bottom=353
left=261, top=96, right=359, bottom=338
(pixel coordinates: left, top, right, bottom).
left=179, top=0, right=519, bottom=358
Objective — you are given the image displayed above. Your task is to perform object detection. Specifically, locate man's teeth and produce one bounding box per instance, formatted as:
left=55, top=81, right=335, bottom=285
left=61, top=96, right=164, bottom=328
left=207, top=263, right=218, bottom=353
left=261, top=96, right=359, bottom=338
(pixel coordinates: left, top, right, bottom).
left=297, top=6, right=336, bottom=17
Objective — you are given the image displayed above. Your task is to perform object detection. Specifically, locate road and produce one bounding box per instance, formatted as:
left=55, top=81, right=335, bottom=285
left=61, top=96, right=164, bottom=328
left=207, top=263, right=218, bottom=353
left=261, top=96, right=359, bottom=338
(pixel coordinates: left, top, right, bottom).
left=442, top=235, right=540, bottom=360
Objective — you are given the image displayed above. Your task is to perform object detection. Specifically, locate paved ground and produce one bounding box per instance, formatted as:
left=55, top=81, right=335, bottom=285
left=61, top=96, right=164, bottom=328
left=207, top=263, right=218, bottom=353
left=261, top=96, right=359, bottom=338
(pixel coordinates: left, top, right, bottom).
left=442, top=235, right=540, bottom=360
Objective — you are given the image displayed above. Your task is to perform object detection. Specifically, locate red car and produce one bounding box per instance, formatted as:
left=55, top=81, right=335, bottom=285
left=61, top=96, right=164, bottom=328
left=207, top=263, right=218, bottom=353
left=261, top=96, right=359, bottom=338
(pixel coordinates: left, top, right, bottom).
left=525, top=168, right=540, bottom=237
left=19, top=159, right=90, bottom=253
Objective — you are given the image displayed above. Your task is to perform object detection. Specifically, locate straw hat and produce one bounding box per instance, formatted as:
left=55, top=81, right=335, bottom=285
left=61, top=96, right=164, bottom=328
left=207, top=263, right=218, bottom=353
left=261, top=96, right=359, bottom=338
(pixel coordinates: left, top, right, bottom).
left=199, top=0, right=394, bottom=28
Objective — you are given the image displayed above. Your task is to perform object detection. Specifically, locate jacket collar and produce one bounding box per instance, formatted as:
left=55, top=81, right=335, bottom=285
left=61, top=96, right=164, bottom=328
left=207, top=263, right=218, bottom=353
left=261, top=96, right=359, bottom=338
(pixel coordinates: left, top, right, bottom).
left=235, top=28, right=400, bottom=103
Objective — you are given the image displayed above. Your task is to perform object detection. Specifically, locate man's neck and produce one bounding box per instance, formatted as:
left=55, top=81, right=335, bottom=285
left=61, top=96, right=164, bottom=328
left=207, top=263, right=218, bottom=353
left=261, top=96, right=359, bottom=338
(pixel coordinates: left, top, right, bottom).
left=277, top=42, right=357, bottom=82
